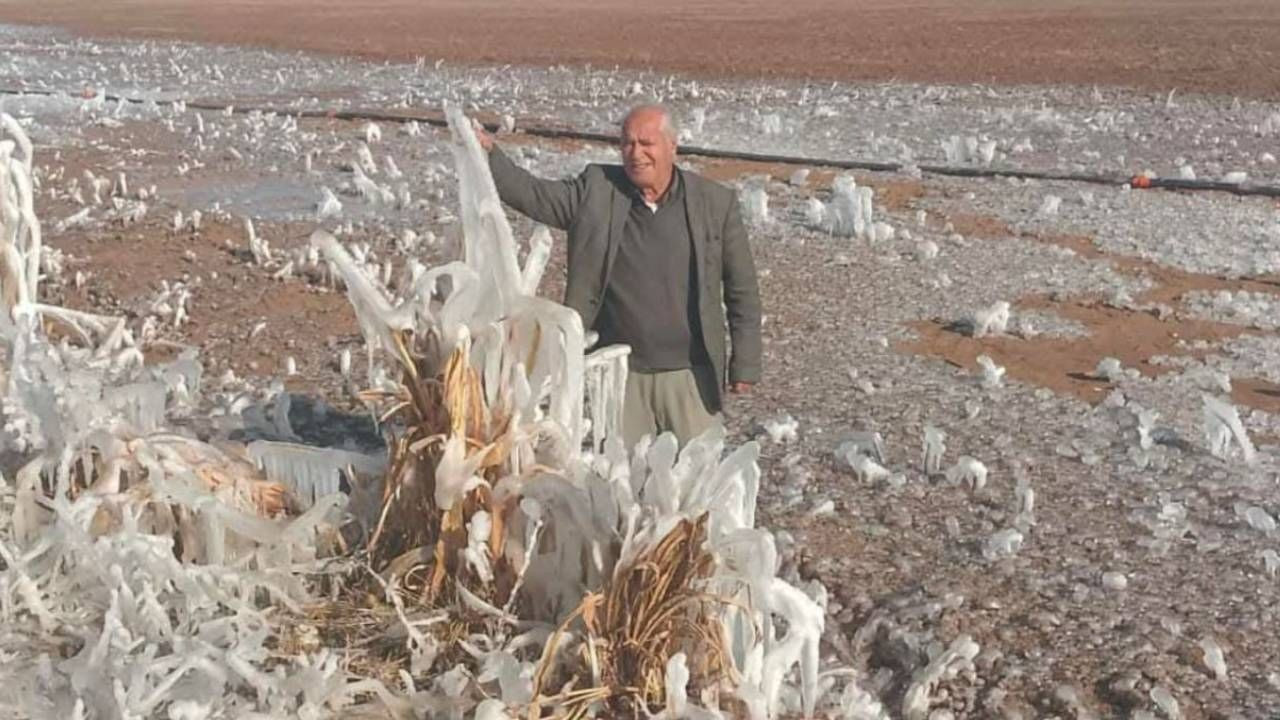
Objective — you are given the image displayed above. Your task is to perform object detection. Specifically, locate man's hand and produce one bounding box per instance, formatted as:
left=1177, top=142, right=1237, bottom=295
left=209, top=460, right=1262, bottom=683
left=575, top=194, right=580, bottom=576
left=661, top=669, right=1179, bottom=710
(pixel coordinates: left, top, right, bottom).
left=728, top=381, right=754, bottom=394
left=472, top=119, right=495, bottom=152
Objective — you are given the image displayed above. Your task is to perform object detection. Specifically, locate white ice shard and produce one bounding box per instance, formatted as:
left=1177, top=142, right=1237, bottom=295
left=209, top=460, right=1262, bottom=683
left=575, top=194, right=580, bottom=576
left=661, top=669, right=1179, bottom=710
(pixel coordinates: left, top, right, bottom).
left=922, top=425, right=946, bottom=475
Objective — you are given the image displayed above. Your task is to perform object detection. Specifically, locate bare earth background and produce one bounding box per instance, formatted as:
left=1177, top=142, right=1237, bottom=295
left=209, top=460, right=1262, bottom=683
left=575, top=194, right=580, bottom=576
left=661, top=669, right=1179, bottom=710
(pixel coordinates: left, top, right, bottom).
left=3, top=0, right=1280, bottom=98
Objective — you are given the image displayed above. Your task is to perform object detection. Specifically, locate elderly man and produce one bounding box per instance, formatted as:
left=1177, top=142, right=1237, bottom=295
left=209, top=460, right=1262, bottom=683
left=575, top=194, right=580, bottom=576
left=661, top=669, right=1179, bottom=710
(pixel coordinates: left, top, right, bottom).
left=476, top=105, right=762, bottom=447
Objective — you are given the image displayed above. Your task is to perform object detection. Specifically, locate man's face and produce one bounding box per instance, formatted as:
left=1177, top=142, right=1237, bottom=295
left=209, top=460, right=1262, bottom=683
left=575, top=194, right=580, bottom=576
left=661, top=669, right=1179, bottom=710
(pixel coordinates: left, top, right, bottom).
left=620, top=110, right=676, bottom=194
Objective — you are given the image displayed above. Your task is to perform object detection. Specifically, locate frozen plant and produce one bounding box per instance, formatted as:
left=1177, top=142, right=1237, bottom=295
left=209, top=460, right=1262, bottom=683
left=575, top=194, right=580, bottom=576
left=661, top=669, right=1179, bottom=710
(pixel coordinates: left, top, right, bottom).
left=1261, top=549, right=1280, bottom=578
left=970, top=301, right=1010, bottom=337
left=900, top=634, right=979, bottom=720
left=810, top=175, right=873, bottom=239
left=1240, top=505, right=1276, bottom=533
left=1008, top=461, right=1035, bottom=524
left=1100, top=571, right=1127, bottom=591
left=1199, top=636, right=1228, bottom=681
left=844, top=450, right=890, bottom=483
left=741, top=184, right=770, bottom=226
left=921, top=425, right=946, bottom=475
left=983, top=529, right=1023, bottom=560
left=316, top=186, right=343, bottom=220
left=1095, top=356, right=1124, bottom=382
left=1201, top=394, right=1257, bottom=465
left=762, top=414, right=799, bottom=443
left=945, top=456, right=987, bottom=493
left=1150, top=686, right=1182, bottom=720
left=915, top=239, right=939, bottom=261
left=1136, top=406, right=1159, bottom=449
left=245, top=217, right=271, bottom=266
left=975, top=354, right=1005, bottom=388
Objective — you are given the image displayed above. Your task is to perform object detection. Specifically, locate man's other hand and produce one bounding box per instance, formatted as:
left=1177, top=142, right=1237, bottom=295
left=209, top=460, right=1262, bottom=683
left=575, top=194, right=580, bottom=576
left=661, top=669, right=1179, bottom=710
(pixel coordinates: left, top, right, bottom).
left=728, top=381, right=753, bottom=394
left=472, top=119, right=495, bottom=152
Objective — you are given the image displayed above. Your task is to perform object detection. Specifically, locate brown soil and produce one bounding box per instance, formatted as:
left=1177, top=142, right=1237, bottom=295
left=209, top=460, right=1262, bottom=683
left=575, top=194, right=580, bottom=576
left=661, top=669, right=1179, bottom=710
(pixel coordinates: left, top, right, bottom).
left=895, top=204, right=1280, bottom=413
left=3, top=0, right=1280, bottom=98
left=696, top=158, right=926, bottom=213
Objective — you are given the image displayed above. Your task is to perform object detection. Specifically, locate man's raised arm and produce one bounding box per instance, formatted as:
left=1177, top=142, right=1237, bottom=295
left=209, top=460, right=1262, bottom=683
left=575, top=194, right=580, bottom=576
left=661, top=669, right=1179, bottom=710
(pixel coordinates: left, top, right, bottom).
left=475, top=122, right=585, bottom=231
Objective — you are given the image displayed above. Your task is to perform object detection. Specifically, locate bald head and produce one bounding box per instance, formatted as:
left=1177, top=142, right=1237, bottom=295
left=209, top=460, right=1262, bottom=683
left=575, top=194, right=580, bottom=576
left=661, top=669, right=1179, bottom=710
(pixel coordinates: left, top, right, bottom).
left=620, top=104, right=679, bottom=201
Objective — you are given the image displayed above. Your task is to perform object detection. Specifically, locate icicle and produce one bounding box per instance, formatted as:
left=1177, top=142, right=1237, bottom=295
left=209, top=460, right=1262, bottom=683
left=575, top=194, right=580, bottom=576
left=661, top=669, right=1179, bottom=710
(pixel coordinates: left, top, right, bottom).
left=246, top=440, right=384, bottom=508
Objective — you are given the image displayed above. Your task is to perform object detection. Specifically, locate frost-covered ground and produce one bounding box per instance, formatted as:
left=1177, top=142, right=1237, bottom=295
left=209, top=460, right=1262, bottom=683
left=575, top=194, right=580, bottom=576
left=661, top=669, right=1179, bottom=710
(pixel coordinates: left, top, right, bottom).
left=2, top=23, right=1279, bottom=720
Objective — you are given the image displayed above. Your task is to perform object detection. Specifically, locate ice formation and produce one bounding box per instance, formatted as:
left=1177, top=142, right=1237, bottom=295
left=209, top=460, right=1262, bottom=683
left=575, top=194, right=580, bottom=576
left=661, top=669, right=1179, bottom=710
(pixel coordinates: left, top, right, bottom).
left=762, top=414, right=799, bottom=443
left=809, top=175, right=875, bottom=239
left=940, top=135, right=997, bottom=166
left=0, top=105, right=844, bottom=719
left=1201, top=394, right=1257, bottom=465
left=900, top=634, right=980, bottom=720
left=970, top=301, right=1009, bottom=338
left=975, top=354, right=1005, bottom=388
left=1199, top=636, right=1228, bottom=681
left=741, top=183, right=770, bottom=226
left=921, top=425, right=946, bottom=475
left=0, top=113, right=364, bottom=718
left=945, top=456, right=988, bottom=493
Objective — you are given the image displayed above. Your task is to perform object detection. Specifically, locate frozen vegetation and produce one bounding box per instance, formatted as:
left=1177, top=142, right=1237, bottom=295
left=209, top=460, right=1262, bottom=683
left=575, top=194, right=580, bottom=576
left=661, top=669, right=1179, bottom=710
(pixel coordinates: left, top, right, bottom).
left=0, top=22, right=1279, bottom=720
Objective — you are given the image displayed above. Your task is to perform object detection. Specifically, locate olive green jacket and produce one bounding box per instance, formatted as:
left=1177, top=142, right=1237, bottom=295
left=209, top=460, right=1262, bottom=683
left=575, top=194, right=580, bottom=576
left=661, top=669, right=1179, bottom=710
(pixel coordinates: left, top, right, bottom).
left=488, top=147, right=762, bottom=411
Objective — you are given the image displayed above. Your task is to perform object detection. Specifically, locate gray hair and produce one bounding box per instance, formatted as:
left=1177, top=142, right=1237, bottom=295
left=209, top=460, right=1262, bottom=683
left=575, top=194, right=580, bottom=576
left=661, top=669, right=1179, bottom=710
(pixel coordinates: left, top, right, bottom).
left=622, top=103, right=679, bottom=145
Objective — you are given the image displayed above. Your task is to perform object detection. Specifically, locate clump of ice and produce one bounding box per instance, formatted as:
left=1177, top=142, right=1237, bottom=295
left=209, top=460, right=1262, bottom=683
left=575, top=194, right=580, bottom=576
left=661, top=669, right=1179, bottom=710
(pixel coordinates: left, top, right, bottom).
left=983, top=529, right=1023, bottom=560
left=1199, top=636, right=1228, bottom=681
left=741, top=182, right=771, bottom=226
left=975, top=354, right=1005, bottom=388
left=970, top=301, right=1010, bottom=338
left=762, top=414, right=799, bottom=443
left=808, top=175, right=874, bottom=239
left=945, top=456, right=988, bottom=492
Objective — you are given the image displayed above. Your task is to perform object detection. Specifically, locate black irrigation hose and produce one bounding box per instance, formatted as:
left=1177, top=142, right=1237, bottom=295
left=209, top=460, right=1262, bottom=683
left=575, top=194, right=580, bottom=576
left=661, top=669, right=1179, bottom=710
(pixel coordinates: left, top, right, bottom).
left=6, top=85, right=1280, bottom=199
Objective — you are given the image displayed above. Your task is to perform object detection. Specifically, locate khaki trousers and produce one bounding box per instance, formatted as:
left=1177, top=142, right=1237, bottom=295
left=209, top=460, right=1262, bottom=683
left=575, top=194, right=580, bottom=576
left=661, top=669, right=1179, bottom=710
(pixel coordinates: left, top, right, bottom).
left=622, top=366, right=720, bottom=447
